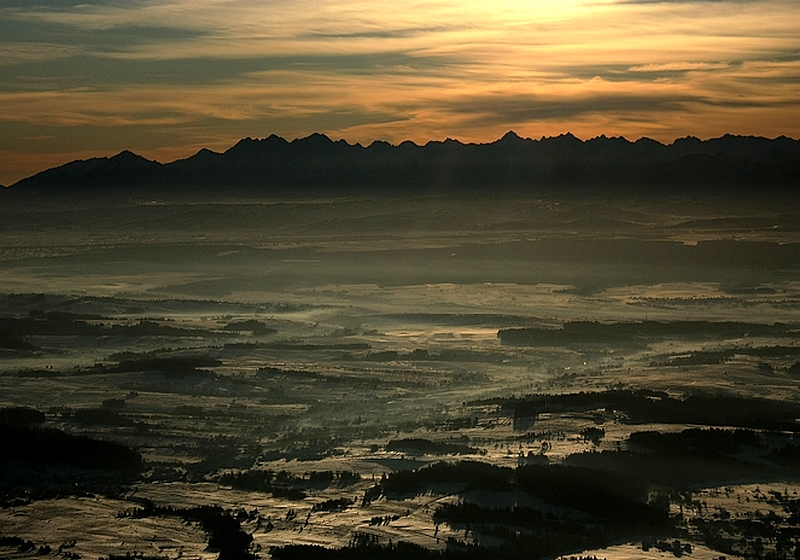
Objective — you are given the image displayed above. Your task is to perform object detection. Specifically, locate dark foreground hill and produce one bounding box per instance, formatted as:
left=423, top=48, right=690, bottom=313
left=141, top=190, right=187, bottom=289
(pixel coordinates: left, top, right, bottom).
left=7, top=132, right=800, bottom=195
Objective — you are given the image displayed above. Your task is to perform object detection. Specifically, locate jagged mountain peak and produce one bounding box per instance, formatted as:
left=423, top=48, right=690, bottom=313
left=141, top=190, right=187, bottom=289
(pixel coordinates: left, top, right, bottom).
left=108, top=150, right=158, bottom=165
left=6, top=132, right=798, bottom=193
left=294, top=132, right=335, bottom=145
left=498, top=130, right=528, bottom=144
left=635, top=137, right=663, bottom=147
left=367, top=140, right=393, bottom=150
left=542, top=132, right=583, bottom=146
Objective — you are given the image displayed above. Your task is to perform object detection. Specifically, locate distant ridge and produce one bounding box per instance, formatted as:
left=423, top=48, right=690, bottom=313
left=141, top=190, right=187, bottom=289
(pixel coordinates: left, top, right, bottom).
left=8, top=132, right=799, bottom=195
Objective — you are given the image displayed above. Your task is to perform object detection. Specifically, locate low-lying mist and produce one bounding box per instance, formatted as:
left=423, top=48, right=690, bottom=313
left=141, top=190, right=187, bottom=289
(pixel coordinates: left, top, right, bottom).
left=1, top=190, right=798, bottom=559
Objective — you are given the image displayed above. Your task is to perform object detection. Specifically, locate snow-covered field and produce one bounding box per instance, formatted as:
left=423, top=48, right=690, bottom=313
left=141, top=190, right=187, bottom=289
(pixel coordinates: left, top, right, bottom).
left=1, top=192, right=797, bottom=558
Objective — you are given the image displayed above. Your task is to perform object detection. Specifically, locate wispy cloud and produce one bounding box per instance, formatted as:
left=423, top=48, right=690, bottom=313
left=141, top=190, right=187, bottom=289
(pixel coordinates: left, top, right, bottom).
left=617, top=0, right=762, bottom=4
left=628, top=61, right=731, bottom=72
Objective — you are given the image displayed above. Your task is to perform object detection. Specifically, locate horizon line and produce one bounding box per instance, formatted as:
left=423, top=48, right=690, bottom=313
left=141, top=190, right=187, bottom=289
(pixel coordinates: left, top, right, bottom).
left=8, top=129, right=799, bottom=185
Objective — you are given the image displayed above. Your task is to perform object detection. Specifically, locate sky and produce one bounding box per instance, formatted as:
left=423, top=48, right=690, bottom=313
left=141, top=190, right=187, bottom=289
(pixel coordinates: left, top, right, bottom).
left=0, top=0, right=798, bottom=185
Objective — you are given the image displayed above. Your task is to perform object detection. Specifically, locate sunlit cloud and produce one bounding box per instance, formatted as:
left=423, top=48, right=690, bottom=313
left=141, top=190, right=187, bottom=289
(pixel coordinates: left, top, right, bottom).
left=628, top=62, right=731, bottom=72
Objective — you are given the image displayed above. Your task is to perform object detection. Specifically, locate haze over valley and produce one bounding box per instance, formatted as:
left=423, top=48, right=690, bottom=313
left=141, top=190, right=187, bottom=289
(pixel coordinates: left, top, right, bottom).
left=1, top=182, right=798, bottom=559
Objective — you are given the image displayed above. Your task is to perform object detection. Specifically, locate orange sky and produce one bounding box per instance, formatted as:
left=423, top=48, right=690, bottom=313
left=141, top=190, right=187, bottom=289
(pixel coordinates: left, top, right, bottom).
left=1, top=0, right=798, bottom=185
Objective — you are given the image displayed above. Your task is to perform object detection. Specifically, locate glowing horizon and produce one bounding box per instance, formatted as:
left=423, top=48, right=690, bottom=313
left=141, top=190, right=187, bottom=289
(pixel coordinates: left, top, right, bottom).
left=1, top=0, right=798, bottom=185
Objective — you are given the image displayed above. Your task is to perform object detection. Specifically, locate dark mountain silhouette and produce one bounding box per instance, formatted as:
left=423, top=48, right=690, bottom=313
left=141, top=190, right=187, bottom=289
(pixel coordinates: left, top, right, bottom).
left=7, top=132, right=799, bottom=195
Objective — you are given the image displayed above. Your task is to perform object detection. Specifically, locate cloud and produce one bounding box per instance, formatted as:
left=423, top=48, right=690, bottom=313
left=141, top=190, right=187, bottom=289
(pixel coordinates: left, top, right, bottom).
left=628, top=62, right=731, bottom=72
left=0, top=49, right=471, bottom=94
left=296, top=25, right=461, bottom=41
left=0, top=0, right=140, bottom=7
left=0, top=19, right=208, bottom=52
left=426, top=92, right=697, bottom=125
left=618, top=0, right=760, bottom=3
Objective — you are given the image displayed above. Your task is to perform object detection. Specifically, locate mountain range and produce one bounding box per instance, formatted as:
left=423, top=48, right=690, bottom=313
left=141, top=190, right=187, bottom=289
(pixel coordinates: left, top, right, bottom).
left=6, top=132, right=799, bottom=195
